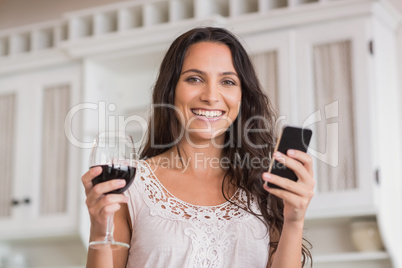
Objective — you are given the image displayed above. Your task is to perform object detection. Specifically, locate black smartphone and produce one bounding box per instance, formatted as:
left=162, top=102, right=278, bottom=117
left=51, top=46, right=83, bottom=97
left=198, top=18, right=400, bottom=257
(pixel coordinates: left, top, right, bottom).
left=266, top=126, right=313, bottom=188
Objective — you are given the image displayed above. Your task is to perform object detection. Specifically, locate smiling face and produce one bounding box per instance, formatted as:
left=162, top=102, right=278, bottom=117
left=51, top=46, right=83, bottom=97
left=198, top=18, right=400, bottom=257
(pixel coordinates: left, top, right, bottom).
left=174, top=41, right=242, bottom=145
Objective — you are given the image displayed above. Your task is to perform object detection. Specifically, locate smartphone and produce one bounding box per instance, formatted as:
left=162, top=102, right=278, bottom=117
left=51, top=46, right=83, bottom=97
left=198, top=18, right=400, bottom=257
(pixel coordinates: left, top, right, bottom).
left=266, top=126, right=313, bottom=188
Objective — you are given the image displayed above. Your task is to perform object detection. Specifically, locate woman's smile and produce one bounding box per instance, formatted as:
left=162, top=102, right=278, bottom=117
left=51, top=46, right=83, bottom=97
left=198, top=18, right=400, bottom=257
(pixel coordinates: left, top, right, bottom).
left=191, top=108, right=225, bottom=121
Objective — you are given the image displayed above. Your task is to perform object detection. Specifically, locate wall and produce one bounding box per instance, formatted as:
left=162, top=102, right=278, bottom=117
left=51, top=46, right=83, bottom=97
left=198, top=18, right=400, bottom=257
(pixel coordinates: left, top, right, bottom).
left=0, top=0, right=129, bottom=30
left=388, top=0, right=402, bottom=13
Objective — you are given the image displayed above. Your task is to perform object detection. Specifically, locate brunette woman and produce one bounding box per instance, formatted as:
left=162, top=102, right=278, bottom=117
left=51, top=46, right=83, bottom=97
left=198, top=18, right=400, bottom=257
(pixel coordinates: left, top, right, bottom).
left=82, top=27, right=314, bottom=267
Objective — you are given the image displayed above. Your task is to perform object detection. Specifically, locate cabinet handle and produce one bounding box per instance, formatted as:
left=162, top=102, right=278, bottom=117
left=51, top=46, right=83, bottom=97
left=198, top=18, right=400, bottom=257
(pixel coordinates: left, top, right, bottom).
left=375, top=169, right=380, bottom=185
left=11, top=198, right=31, bottom=206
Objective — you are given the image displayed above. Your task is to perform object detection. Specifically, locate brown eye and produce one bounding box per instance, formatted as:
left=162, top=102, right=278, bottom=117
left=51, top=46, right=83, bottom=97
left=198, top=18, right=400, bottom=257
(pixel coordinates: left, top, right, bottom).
left=222, top=80, right=236, bottom=86
left=186, top=77, right=202, bottom=84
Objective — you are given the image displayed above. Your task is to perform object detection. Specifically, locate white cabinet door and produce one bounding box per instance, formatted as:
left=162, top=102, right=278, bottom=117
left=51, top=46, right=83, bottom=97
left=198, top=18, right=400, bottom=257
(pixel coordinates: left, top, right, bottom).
left=245, top=30, right=293, bottom=126
left=293, top=18, right=377, bottom=218
left=0, top=64, right=82, bottom=240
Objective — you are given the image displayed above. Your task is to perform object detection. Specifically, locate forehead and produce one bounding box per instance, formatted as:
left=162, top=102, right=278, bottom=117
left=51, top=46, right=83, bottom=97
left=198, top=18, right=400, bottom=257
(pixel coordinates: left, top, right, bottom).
left=182, top=42, right=235, bottom=69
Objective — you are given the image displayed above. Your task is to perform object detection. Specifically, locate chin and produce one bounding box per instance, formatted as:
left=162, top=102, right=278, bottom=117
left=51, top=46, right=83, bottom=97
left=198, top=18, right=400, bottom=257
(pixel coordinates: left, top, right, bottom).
left=185, top=131, right=226, bottom=145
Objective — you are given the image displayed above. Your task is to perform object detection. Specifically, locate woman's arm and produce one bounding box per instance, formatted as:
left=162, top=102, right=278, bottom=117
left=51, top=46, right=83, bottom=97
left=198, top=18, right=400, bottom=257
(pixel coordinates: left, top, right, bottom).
left=262, top=149, right=315, bottom=268
left=82, top=167, right=131, bottom=268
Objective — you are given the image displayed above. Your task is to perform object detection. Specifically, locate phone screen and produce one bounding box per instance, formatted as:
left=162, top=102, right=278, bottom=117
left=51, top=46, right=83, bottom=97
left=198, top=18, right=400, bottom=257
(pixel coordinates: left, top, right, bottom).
left=267, top=126, right=312, bottom=188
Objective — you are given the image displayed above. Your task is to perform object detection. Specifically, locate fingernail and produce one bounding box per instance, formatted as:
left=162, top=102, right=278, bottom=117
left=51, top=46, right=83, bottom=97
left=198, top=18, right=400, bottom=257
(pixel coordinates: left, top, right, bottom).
left=274, top=152, right=284, bottom=160
left=118, top=180, right=126, bottom=186
left=263, top=173, right=271, bottom=181
left=288, top=149, right=295, bottom=155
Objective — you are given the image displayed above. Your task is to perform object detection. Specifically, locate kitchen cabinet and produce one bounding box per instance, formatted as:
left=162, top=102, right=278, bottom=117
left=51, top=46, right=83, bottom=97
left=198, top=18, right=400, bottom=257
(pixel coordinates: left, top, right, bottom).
left=0, top=64, right=82, bottom=240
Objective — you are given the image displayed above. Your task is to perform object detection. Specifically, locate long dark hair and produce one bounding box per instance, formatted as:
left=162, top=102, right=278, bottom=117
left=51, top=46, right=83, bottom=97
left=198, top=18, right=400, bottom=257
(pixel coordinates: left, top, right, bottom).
left=140, top=27, right=312, bottom=266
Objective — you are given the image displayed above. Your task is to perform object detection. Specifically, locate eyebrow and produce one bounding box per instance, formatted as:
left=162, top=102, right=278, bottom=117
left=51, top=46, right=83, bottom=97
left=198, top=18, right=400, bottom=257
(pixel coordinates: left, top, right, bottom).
left=181, top=69, right=239, bottom=77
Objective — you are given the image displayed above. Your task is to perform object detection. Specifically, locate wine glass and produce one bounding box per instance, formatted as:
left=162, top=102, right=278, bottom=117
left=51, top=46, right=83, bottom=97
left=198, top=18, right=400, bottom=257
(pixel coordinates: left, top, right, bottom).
left=88, top=131, right=137, bottom=250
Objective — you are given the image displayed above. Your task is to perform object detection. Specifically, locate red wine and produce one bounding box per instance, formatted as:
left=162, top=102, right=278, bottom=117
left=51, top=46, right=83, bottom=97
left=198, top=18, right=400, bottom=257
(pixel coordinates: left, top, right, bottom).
left=91, top=165, right=136, bottom=194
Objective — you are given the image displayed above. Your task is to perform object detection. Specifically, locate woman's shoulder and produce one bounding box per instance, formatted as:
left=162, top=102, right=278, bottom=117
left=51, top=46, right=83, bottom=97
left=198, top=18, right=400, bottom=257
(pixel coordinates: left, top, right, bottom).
left=138, top=158, right=156, bottom=174
left=128, top=159, right=163, bottom=202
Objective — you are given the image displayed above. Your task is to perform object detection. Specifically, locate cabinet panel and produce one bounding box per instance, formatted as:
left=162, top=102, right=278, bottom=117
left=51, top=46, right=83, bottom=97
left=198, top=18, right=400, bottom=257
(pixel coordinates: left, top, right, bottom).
left=312, top=40, right=357, bottom=192
left=245, top=31, right=293, bottom=127
left=40, top=84, right=71, bottom=215
left=294, top=18, right=376, bottom=216
left=251, top=51, right=279, bottom=111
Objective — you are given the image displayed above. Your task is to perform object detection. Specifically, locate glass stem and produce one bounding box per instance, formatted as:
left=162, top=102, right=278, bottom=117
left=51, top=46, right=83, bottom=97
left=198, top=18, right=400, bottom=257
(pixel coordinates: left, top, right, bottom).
left=105, top=213, right=115, bottom=243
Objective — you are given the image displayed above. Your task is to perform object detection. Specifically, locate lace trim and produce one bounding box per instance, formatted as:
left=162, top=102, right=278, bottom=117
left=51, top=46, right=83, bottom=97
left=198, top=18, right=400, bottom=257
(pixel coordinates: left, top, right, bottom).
left=135, top=160, right=260, bottom=267
left=136, top=160, right=255, bottom=224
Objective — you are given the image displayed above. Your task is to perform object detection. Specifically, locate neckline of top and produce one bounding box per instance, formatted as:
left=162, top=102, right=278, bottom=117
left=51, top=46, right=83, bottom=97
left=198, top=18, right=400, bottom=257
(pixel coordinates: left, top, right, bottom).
left=139, top=159, right=240, bottom=209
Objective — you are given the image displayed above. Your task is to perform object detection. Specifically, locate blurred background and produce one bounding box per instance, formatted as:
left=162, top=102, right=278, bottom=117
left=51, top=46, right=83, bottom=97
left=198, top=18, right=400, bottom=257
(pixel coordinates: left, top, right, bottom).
left=0, top=0, right=401, bottom=267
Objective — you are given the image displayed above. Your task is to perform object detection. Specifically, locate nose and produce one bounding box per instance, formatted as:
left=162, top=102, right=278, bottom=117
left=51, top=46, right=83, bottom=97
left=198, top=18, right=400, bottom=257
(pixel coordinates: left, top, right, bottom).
left=200, top=83, right=221, bottom=103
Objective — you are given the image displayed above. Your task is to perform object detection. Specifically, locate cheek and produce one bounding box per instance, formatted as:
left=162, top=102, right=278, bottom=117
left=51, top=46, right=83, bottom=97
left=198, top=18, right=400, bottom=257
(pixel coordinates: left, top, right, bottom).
left=174, top=85, right=194, bottom=106
left=173, top=93, right=190, bottom=125
left=173, top=88, right=186, bottom=111
left=227, top=92, right=242, bottom=113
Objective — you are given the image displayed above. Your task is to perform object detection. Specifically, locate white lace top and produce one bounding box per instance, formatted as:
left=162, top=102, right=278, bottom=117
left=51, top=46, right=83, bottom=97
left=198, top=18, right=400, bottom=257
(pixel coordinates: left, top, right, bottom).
left=125, top=160, right=269, bottom=268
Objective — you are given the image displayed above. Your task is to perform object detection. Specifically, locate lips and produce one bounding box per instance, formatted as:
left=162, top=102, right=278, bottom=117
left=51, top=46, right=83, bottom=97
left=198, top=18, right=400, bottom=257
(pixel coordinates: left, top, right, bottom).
left=191, top=109, right=224, bottom=119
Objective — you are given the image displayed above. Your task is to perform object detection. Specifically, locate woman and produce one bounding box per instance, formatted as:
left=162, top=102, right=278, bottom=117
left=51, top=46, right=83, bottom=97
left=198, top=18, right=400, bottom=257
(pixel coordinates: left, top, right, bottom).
left=82, top=27, right=314, bottom=267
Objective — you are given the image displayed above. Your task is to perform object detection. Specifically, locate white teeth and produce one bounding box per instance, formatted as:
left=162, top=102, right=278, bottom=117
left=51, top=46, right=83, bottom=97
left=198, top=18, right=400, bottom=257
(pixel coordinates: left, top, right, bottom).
left=192, top=109, right=222, bottom=118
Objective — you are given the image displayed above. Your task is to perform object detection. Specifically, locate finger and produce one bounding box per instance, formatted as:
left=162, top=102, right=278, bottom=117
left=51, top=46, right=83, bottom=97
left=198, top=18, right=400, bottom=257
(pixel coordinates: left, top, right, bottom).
left=88, top=193, right=128, bottom=212
left=88, top=194, right=128, bottom=219
left=287, top=149, right=313, bottom=174
left=86, top=179, right=126, bottom=207
left=262, top=173, right=313, bottom=197
left=262, top=174, right=314, bottom=204
left=274, top=152, right=314, bottom=186
left=82, top=166, right=102, bottom=192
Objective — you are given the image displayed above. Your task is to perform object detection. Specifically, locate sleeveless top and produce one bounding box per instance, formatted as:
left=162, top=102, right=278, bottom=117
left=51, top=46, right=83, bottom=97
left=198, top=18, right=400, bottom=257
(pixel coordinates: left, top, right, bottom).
left=124, top=160, right=269, bottom=268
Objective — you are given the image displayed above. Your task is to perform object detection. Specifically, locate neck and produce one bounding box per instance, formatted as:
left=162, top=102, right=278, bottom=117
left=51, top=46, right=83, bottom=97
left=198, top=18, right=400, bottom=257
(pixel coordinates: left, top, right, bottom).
left=170, top=137, right=226, bottom=176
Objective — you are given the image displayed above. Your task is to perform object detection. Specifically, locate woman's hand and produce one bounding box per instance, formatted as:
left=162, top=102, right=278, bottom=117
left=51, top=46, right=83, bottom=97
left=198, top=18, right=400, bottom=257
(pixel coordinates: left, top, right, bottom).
left=262, top=149, right=315, bottom=224
left=81, top=167, right=129, bottom=241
